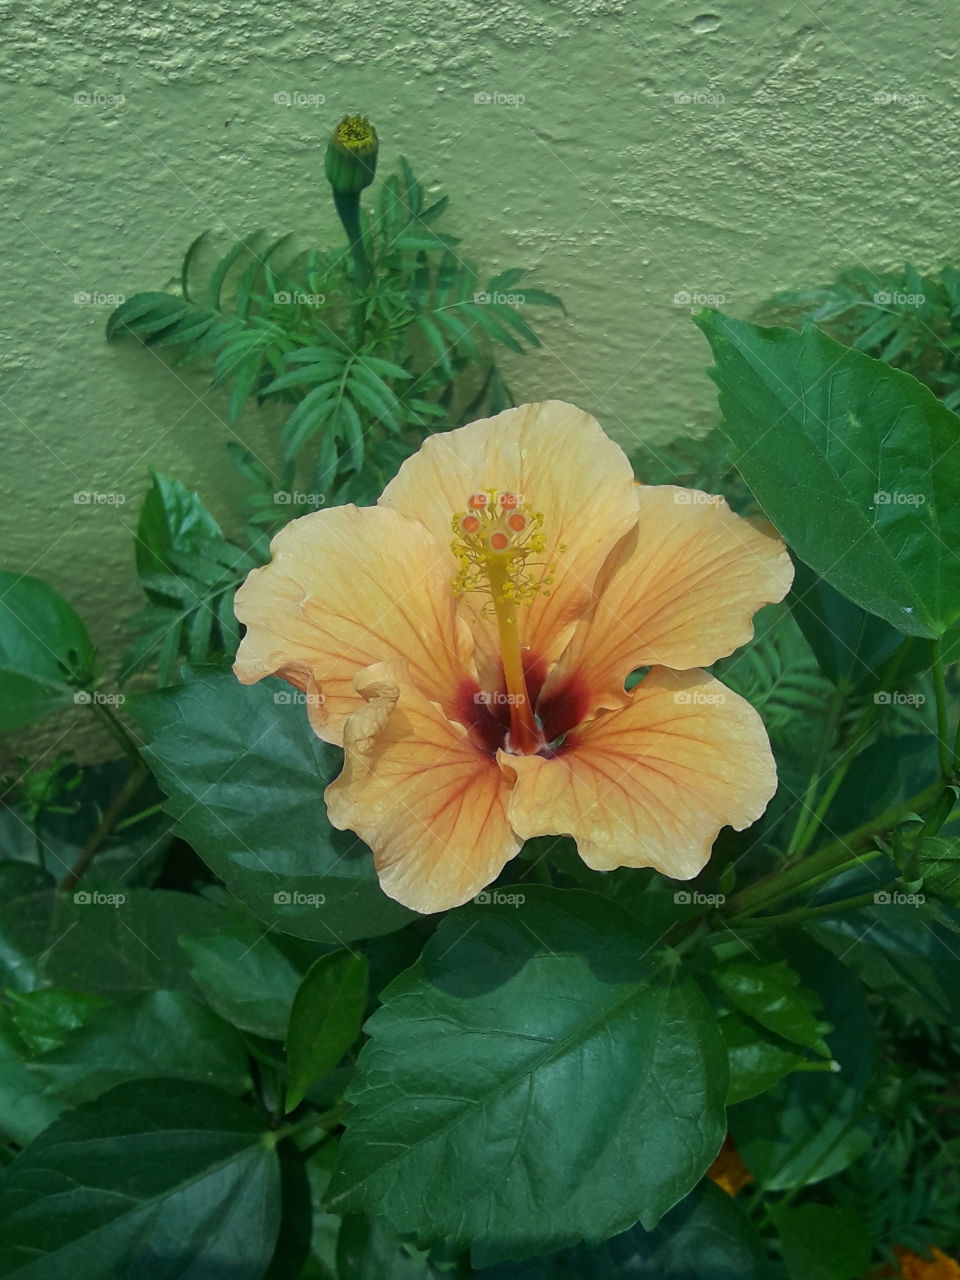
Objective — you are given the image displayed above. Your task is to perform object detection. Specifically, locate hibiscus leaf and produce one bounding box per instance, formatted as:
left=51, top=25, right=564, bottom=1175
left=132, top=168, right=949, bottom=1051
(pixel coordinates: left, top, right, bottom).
left=285, top=949, right=368, bottom=1111
left=710, top=959, right=831, bottom=1058
left=729, top=937, right=877, bottom=1192
left=0, top=1079, right=281, bottom=1280
left=328, top=887, right=727, bottom=1265
left=479, top=1181, right=768, bottom=1280
left=769, top=1203, right=871, bottom=1280
left=134, top=669, right=414, bottom=943
left=719, top=1011, right=812, bottom=1105
left=788, top=557, right=906, bottom=691
left=180, top=915, right=322, bottom=1039
left=696, top=309, right=960, bottom=638
left=0, top=572, right=96, bottom=731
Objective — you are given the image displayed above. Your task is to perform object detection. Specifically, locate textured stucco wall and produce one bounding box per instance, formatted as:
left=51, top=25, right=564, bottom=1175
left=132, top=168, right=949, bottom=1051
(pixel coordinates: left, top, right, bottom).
left=2, top=0, right=958, bottom=762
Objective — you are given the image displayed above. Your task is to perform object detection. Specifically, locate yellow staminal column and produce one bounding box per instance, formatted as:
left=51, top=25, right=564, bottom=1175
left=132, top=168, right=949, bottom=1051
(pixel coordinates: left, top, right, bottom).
left=485, top=553, right=541, bottom=754
left=451, top=491, right=555, bottom=756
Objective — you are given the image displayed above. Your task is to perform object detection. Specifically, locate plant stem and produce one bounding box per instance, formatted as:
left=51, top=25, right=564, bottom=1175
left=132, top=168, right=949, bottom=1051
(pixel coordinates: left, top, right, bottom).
left=725, top=778, right=945, bottom=922
left=333, top=190, right=368, bottom=293
left=58, top=763, right=149, bottom=892
left=88, top=699, right=142, bottom=766
left=733, top=884, right=894, bottom=931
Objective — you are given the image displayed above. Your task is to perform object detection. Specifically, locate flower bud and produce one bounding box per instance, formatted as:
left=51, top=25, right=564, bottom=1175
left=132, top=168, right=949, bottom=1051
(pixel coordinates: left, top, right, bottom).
left=324, top=115, right=379, bottom=194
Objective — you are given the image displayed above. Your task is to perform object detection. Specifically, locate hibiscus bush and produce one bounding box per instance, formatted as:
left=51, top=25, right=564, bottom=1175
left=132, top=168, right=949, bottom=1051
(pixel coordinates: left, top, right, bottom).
left=0, top=117, right=959, bottom=1280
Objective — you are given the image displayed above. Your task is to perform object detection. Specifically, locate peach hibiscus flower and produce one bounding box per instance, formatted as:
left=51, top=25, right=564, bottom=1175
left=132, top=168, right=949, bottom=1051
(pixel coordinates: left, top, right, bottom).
left=233, top=402, right=793, bottom=913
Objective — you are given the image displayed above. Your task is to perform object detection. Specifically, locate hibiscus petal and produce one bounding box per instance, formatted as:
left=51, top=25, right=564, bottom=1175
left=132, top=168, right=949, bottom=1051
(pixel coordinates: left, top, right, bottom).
left=325, top=662, right=521, bottom=913
left=378, top=401, right=639, bottom=666
left=501, top=667, right=776, bottom=879
left=233, top=505, right=473, bottom=745
left=546, top=486, right=793, bottom=709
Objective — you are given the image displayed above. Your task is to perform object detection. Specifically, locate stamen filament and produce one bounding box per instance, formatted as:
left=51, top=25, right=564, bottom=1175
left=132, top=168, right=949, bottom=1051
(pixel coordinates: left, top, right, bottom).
left=486, top=557, right=540, bottom=753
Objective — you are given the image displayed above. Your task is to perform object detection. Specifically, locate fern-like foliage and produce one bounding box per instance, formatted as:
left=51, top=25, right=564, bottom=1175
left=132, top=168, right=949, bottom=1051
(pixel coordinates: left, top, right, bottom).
left=108, top=158, right=565, bottom=499
left=123, top=470, right=264, bottom=685
left=757, top=262, right=960, bottom=411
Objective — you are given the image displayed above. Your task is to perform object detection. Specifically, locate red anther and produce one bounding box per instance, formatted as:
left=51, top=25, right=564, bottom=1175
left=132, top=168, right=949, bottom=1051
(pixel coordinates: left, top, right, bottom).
left=461, top=514, right=481, bottom=533
left=468, top=492, right=488, bottom=509
left=507, top=512, right=526, bottom=532
left=489, top=530, right=510, bottom=552
left=499, top=492, right=518, bottom=509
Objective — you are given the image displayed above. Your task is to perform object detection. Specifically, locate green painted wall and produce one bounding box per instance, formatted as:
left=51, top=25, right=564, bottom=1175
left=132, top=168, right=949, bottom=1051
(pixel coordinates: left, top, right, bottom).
left=2, top=0, right=954, bottom=762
